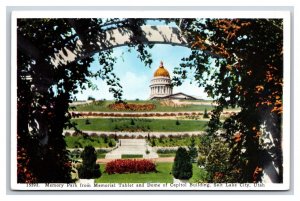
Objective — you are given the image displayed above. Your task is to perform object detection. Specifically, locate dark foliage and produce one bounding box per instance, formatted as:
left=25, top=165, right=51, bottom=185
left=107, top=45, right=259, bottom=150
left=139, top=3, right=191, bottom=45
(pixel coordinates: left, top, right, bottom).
left=203, top=108, right=209, bottom=118
left=78, top=146, right=101, bottom=179
left=172, top=147, right=193, bottom=180
left=188, top=137, right=198, bottom=163
left=174, top=19, right=283, bottom=182
left=17, top=18, right=153, bottom=183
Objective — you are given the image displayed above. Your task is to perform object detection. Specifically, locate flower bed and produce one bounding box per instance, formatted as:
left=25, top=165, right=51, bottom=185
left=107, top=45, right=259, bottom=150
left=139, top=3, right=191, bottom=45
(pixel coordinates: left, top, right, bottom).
left=108, top=103, right=156, bottom=111
left=105, top=159, right=156, bottom=174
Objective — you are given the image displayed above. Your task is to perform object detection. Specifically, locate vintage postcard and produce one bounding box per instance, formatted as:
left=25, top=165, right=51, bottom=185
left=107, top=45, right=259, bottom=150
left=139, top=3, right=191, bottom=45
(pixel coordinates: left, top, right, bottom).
left=11, top=9, right=291, bottom=191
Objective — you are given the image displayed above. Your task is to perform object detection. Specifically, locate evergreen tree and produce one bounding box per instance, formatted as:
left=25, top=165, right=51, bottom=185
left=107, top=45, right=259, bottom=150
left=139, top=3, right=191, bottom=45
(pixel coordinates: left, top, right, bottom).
left=188, top=137, right=198, bottom=163
left=78, top=146, right=101, bottom=179
left=87, top=96, right=95, bottom=101
left=172, top=147, right=193, bottom=180
left=130, top=118, right=135, bottom=125
left=85, top=119, right=91, bottom=125
left=203, top=108, right=209, bottom=118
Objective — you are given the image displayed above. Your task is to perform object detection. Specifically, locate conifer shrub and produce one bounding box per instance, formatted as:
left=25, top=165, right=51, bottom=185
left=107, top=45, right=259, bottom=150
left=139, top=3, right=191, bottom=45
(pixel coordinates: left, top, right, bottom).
left=78, top=146, right=101, bottom=179
left=203, top=108, right=209, bottom=118
left=172, top=147, right=193, bottom=180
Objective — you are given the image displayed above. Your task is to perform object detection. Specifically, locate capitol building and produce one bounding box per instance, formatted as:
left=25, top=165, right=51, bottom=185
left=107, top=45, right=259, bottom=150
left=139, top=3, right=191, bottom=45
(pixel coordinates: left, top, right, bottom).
left=149, top=61, right=198, bottom=100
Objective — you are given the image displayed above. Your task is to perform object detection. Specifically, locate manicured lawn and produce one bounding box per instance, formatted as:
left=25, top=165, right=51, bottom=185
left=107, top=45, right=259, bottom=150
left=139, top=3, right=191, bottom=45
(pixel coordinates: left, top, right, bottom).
left=157, top=153, right=176, bottom=157
left=97, top=153, right=107, bottom=159
left=95, top=162, right=207, bottom=183
left=149, top=136, right=202, bottom=147
left=73, top=100, right=215, bottom=112
left=121, top=154, right=143, bottom=159
left=71, top=118, right=207, bottom=132
left=95, top=162, right=173, bottom=183
left=65, top=135, right=116, bottom=148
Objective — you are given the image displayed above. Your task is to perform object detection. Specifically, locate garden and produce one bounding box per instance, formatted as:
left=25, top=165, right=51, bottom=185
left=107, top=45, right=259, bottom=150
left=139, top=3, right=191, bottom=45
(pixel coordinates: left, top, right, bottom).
left=73, top=100, right=215, bottom=112
left=70, top=118, right=207, bottom=132
left=95, top=162, right=207, bottom=183
left=74, top=146, right=208, bottom=183
left=65, top=134, right=117, bottom=148
left=148, top=135, right=202, bottom=147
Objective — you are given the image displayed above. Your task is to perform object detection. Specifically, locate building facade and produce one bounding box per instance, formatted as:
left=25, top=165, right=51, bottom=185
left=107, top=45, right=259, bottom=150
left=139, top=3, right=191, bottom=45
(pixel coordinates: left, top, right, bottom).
left=149, top=61, right=173, bottom=99
left=149, top=61, right=198, bottom=100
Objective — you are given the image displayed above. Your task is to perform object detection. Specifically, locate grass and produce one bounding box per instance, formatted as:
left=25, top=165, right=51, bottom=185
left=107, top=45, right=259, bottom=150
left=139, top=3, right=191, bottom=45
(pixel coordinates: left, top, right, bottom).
left=68, top=149, right=108, bottom=160
left=95, top=162, right=208, bottom=183
left=65, top=135, right=116, bottom=148
left=97, top=154, right=107, bottom=159
left=158, top=153, right=176, bottom=157
left=71, top=118, right=207, bottom=132
left=149, top=136, right=202, bottom=147
left=95, top=162, right=173, bottom=183
left=72, top=100, right=215, bottom=112
left=121, top=154, right=143, bottom=159
left=156, top=149, right=177, bottom=157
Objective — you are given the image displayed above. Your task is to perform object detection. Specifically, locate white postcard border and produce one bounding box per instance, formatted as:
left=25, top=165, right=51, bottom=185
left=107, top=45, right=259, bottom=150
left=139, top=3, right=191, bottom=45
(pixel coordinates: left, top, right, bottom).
left=11, top=9, right=291, bottom=191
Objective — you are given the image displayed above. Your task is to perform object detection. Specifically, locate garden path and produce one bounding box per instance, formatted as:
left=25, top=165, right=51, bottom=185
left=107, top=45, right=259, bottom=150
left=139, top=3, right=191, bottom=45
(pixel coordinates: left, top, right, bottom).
left=105, top=139, right=158, bottom=159
left=97, top=157, right=174, bottom=164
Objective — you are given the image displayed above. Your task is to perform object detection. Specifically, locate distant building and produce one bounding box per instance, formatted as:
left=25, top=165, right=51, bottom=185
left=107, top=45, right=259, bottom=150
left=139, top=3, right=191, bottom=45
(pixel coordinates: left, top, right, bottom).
left=162, top=92, right=198, bottom=100
left=149, top=61, right=198, bottom=100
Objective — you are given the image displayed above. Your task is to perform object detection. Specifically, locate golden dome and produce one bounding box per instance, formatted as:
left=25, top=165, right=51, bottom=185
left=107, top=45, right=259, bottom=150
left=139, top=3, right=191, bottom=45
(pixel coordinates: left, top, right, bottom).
left=154, top=61, right=170, bottom=78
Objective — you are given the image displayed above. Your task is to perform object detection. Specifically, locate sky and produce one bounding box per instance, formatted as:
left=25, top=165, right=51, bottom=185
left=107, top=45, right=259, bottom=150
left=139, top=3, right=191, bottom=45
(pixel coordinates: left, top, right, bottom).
left=75, top=44, right=209, bottom=101
left=74, top=19, right=209, bottom=101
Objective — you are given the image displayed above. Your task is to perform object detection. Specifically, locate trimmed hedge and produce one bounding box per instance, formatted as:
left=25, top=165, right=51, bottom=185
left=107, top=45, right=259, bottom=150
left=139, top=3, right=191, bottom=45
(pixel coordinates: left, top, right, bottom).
left=105, top=159, right=156, bottom=174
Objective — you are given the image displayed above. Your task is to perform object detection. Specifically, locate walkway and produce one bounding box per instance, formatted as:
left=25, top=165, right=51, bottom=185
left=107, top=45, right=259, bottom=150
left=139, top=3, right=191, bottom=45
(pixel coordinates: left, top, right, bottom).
left=97, top=157, right=174, bottom=164
left=105, top=139, right=158, bottom=159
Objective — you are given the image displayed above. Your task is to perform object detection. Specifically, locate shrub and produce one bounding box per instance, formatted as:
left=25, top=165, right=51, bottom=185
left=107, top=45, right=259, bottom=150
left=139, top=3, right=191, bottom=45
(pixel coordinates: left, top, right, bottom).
left=72, top=131, right=81, bottom=136
left=64, top=132, right=71, bottom=136
left=90, top=133, right=98, bottom=137
left=130, top=119, right=135, bottom=125
left=74, top=141, right=82, bottom=148
left=78, top=146, right=101, bottom=179
left=150, top=137, right=156, bottom=147
left=103, top=135, right=108, bottom=143
left=137, top=135, right=144, bottom=139
left=100, top=133, right=107, bottom=138
left=69, top=149, right=82, bottom=160
left=108, top=139, right=116, bottom=147
left=105, top=159, right=156, bottom=174
left=188, top=137, right=198, bottom=163
left=197, top=155, right=206, bottom=167
left=87, top=96, right=95, bottom=101
left=172, top=147, right=193, bottom=180
left=203, top=108, right=209, bottom=118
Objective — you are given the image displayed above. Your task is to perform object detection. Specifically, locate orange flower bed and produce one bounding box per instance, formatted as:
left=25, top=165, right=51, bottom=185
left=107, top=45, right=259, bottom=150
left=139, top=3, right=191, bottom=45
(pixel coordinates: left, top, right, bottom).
left=108, top=103, right=156, bottom=111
